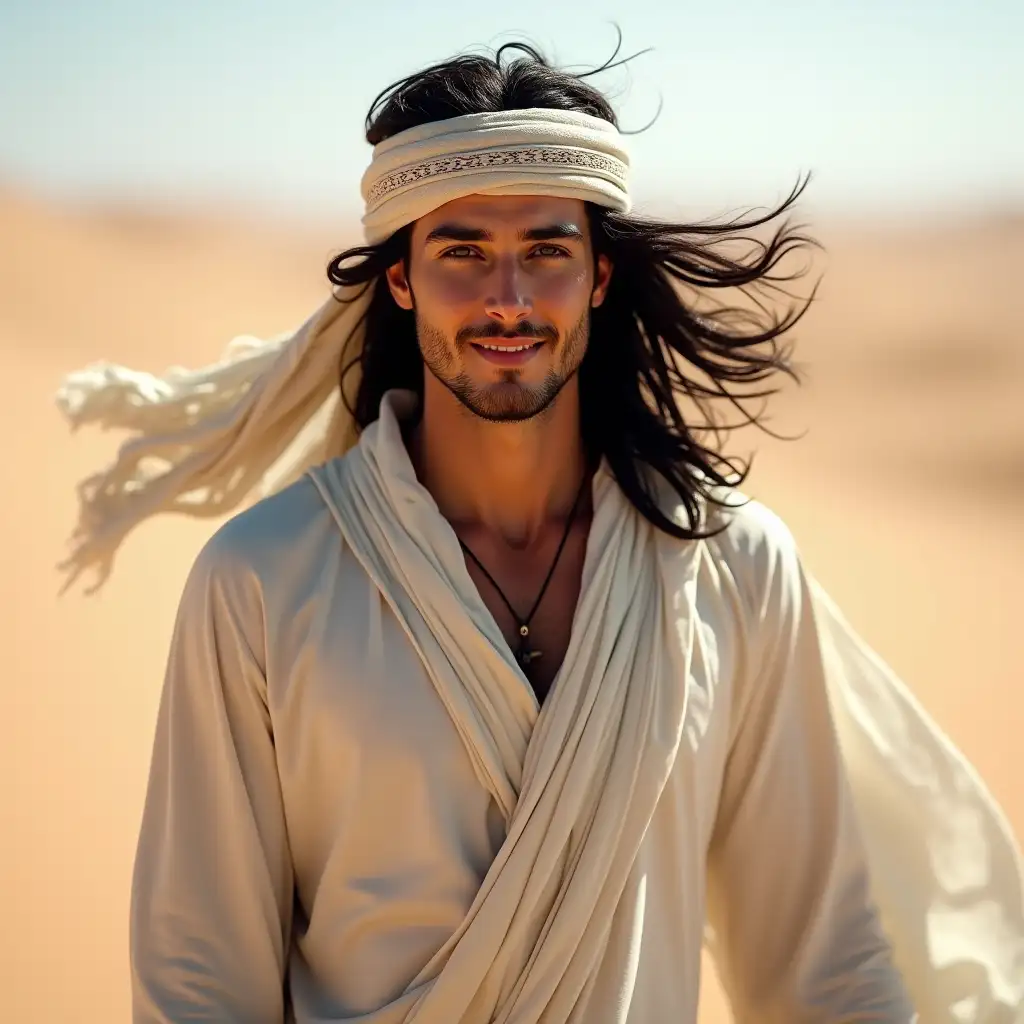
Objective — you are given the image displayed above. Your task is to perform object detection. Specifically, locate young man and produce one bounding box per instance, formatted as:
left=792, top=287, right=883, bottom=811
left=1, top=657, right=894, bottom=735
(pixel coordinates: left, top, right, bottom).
left=59, top=43, right=1023, bottom=1024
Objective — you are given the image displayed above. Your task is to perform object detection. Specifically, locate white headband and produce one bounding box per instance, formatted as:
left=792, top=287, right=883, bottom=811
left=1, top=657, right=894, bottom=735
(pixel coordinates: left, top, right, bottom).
left=55, top=108, right=632, bottom=590
left=361, top=108, right=630, bottom=244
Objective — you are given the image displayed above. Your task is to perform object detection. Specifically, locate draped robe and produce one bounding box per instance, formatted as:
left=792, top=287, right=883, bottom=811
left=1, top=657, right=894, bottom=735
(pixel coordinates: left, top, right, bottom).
left=130, top=391, right=1023, bottom=1023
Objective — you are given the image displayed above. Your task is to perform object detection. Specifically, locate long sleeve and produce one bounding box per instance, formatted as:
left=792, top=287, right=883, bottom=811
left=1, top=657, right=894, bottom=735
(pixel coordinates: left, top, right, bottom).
left=705, top=507, right=916, bottom=1022
left=130, top=528, right=294, bottom=1023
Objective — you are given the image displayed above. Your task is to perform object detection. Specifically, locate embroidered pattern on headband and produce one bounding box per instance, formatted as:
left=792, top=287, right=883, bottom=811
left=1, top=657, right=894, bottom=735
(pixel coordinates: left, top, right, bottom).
left=367, top=147, right=627, bottom=205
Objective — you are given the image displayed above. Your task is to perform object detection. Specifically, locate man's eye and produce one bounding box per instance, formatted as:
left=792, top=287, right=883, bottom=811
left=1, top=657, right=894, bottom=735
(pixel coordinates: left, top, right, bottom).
left=440, top=246, right=479, bottom=259
left=531, top=245, right=569, bottom=258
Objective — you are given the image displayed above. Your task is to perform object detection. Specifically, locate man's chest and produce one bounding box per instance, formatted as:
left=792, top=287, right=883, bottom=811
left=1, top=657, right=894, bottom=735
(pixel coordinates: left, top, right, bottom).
left=263, top=536, right=739, bottom=878
left=458, top=522, right=590, bottom=703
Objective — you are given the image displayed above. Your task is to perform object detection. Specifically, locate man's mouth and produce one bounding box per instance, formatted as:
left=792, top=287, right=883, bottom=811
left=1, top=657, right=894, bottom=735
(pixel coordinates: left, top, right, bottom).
left=472, top=340, right=544, bottom=353
left=469, top=339, right=546, bottom=366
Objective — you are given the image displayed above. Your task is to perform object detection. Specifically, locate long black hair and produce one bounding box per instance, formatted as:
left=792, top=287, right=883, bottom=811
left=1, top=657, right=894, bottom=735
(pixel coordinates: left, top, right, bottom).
left=327, top=37, right=819, bottom=542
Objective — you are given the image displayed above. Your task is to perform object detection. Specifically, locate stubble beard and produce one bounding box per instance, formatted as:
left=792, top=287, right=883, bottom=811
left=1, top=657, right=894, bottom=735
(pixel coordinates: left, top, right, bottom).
left=417, top=309, right=590, bottom=423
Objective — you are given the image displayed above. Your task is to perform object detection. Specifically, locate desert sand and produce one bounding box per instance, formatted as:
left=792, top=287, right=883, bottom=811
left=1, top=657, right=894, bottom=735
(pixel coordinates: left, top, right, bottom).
left=1, top=186, right=1021, bottom=1022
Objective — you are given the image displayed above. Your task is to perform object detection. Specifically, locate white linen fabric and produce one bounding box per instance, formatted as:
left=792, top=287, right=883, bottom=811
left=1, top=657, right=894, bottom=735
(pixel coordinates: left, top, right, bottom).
left=128, top=393, right=1023, bottom=1023
left=360, top=108, right=630, bottom=245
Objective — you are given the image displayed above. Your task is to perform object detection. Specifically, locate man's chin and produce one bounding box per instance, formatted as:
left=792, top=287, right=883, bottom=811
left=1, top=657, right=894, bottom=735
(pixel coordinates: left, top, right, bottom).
left=450, top=379, right=562, bottom=424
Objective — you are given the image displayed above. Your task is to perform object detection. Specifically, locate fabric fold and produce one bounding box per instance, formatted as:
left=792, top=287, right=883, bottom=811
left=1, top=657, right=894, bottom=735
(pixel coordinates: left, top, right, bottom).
left=305, top=393, right=702, bottom=1022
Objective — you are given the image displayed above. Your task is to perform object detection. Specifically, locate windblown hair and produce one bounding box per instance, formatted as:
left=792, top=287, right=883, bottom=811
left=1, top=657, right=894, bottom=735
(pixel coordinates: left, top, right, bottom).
left=327, top=36, right=819, bottom=541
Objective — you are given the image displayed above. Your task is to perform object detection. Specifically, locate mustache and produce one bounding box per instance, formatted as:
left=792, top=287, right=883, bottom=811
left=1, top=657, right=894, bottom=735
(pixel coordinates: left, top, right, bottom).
left=457, top=321, right=559, bottom=345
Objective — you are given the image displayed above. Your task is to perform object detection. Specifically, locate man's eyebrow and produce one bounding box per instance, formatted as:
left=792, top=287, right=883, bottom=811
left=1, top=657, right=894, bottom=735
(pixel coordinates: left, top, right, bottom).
left=422, top=223, right=586, bottom=245
left=519, top=223, right=586, bottom=243
left=423, top=224, right=491, bottom=244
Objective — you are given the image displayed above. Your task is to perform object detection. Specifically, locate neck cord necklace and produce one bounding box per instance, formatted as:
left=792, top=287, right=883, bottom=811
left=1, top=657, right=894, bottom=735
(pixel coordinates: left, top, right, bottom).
left=458, top=470, right=590, bottom=670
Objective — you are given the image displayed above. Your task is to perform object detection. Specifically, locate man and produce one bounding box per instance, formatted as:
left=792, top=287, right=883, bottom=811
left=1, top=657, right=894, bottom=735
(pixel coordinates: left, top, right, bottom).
left=59, top=43, right=1024, bottom=1024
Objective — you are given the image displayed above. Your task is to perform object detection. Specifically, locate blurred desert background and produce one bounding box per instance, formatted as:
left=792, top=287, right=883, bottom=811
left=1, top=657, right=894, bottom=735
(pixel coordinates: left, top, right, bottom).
left=2, top=2, right=1023, bottom=1022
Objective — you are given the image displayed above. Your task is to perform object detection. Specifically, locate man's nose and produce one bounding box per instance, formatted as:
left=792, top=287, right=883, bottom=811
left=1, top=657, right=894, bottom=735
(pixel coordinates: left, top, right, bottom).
left=483, top=259, right=533, bottom=324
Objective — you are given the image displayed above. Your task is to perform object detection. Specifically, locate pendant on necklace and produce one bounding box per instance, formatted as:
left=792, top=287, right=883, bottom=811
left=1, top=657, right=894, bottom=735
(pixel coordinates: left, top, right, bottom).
left=517, top=624, right=542, bottom=667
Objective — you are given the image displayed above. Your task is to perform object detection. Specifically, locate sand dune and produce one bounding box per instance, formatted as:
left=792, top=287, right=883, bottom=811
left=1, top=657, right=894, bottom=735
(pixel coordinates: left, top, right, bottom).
left=2, top=187, right=1021, bottom=1022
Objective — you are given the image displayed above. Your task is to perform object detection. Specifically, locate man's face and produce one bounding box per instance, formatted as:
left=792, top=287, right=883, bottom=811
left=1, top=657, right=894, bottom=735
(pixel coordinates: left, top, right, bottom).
left=385, top=194, right=613, bottom=422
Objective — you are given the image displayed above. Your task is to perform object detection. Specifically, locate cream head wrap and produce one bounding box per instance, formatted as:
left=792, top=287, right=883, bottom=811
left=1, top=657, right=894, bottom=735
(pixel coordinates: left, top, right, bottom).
left=55, top=108, right=631, bottom=590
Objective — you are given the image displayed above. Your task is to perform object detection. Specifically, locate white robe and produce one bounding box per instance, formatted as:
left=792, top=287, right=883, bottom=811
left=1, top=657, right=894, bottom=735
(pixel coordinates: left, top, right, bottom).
left=129, top=393, right=1023, bottom=1023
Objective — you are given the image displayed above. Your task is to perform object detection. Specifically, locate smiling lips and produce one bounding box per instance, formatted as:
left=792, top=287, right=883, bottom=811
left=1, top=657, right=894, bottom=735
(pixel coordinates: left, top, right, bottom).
left=469, top=339, right=546, bottom=367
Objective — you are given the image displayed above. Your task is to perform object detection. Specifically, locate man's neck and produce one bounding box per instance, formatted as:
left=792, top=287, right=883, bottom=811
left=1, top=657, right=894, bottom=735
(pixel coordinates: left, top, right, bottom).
left=407, top=379, right=588, bottom=549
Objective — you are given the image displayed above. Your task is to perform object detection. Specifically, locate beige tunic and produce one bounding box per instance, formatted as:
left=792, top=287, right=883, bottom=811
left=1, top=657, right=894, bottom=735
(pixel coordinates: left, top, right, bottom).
left=129, top=403, right=1022, bottom=1023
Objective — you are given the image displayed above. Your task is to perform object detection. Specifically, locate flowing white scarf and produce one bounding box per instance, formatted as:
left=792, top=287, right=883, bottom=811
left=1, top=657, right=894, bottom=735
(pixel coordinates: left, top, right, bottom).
left=54, top=108, right=629, bottom=592
left=56, top=106, right=1024, bottom=1019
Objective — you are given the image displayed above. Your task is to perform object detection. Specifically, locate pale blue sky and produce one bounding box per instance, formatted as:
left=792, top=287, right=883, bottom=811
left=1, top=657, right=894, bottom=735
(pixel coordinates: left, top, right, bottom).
left=1, top=0, right=1021, bottom=221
